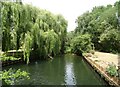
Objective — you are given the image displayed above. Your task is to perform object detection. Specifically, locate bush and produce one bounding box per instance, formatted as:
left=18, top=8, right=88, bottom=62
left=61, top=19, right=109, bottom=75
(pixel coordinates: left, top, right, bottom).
left=71, top=34, right=93, bottom=55
left=0, top=68, right=30, bottom=85
left=106, top=63, right=118, bottom=77
left=83, top=53, right=92, bottom=57
left=90, top=50, right=95, bottom=54
left=99, top=29, right=120, bottom=53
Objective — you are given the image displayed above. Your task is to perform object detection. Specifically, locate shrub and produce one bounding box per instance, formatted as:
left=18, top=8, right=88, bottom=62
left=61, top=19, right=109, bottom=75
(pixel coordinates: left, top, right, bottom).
left=106, top=63, right=118, bottom=77
left=71, top=34, right=93, bottom=55
left=0, top=68, right=30, bottom=85
left=90, top=50, right=95, bottom=55
left=83, top=53, right=92, bottom=57
left=99, top=29, right=120, bottom=53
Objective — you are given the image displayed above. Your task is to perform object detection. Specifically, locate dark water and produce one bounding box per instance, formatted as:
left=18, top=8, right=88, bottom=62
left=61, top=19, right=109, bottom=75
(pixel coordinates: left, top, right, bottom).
left=3, top=54, right=108, bottom=85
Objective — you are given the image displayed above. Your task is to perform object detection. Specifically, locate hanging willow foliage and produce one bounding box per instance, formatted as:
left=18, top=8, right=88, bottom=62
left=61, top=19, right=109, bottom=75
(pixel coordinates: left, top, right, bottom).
left=23, top=32, right=33, bottom=64
left=1, top=2, right=68, bottom=64
left=44, top=30, right=59, bottom=55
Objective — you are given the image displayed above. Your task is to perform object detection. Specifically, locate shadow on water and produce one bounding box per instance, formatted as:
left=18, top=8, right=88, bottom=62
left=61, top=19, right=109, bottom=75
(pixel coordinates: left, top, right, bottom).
left=3, top=54, right=109, bottom=86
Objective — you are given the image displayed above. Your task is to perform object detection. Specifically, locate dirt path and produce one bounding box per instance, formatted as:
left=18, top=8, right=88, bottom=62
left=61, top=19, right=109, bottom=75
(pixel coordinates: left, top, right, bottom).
left=88, top=51, right=120, bottom=69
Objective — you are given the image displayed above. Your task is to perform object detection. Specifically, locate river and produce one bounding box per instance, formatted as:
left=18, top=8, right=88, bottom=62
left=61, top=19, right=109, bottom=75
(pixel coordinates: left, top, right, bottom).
left=3, top=54, right=109, bottom=86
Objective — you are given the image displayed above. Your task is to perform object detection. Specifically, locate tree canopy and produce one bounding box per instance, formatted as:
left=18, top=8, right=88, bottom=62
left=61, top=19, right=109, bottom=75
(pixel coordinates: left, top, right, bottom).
left=1, top=2, right=68, bottom=63
left=72, top=1, right=120, bottom=54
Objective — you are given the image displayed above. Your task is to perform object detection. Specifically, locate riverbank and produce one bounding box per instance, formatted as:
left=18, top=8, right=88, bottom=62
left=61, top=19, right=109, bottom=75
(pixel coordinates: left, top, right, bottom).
left=84, top=51, right=120, bottom=87
left=94, top=52, right=119, bottom=69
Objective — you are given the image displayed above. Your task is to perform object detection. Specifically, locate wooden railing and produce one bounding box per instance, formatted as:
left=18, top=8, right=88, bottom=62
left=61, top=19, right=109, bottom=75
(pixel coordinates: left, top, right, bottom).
left=1, top=50, right=24, bottom=66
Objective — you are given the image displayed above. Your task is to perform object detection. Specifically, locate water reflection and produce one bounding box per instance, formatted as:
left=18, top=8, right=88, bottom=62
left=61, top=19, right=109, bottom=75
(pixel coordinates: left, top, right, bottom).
left=65, top=62, right=76, bottom=85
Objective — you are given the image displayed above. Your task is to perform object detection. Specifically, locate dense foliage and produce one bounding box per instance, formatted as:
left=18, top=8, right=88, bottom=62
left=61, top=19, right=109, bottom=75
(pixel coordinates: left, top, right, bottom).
left=71, top=34, right=93, bottom=56
left=73, top=1, right=120, bottom=53
left=0, top=68, right=30, bottom=85
left=1, top=2, right=68, bottom=63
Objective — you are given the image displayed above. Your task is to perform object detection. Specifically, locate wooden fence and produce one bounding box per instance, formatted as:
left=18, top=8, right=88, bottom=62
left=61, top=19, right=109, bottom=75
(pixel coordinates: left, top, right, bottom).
left=2, top=50, right=24, bottom=66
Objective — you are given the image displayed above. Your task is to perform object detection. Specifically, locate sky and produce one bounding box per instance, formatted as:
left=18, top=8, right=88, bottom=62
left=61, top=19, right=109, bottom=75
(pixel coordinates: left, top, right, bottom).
left=22, top=0, right=117, bottom=32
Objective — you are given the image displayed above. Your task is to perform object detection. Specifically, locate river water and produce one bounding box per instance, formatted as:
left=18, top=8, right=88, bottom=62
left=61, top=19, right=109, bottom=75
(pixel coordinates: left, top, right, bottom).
left=3, top=54, right=109, bottom=86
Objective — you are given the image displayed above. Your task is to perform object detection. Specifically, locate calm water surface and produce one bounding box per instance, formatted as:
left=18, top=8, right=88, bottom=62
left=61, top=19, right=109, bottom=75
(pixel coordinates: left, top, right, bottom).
left=3, top=54, right=108, bottom=85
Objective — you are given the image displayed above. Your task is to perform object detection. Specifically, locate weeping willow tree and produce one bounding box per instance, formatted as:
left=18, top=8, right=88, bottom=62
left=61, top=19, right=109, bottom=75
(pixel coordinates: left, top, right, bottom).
left=1, top=2, right=12, bottom=51
left=23, top=32, right=33, bottom=64
left=43, top=29, right=61, bottom=56
left=0, top=2, right=2, bottom=50
left=1, top=2, right=68, bottom=64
